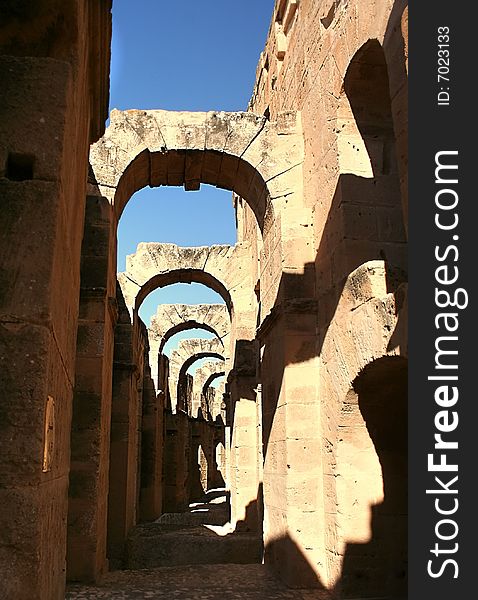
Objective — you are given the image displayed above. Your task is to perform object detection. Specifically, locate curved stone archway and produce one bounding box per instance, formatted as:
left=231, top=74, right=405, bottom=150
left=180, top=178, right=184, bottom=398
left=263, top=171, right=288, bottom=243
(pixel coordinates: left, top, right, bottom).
left=118, top=242, right=258, bottom=340
left=168, top=337, right=226, bottom=413
left=118, top=243, right=235, bottom=313
left=90, top=109, right=304, bottom=233
left=149, top=303, right=230, bottom=355
left=318, top=260, right=408, bottom=587
left=194, top=361, right=226, bottom=421
left=147, top=303, right=229, bottom=388
left=91, top=108, right=305, bottom=322
left=201, top=369, right=226, bottom=397
left=177, top=352, right=225, bottom=416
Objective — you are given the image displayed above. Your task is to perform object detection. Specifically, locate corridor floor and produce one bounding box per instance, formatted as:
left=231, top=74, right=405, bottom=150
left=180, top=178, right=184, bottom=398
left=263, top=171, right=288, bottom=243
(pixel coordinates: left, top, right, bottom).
left=65, top=563, right=322, bottom=599
left=66, top=490, right=325, bottom=599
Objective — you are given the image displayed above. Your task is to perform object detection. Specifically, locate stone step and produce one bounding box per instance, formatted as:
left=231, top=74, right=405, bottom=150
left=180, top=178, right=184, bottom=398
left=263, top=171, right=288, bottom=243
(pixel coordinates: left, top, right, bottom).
left=125, top=524, right=262, bottom=569
left=156, top=504, right=229, bottom=527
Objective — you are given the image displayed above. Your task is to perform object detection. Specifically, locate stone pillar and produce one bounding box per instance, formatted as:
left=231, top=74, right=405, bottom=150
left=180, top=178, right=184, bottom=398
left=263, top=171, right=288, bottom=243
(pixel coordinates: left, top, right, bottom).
left=228, top=340, right=261, bottom=532
left=211, top=421, right=227, bottom=490
left=163, top=411, right=191, bottom=512
left=0, top=4, right=110, bottom=592
left=139, top=353, right=164, bottom=521
left=157, top=354, right=171, bottom=410
left=0, top=58, right=84, bottom=600
left=223, top=390, right=232, bottom=493
left=106, top=295, right=140, bottom=569
left=259, top=300, right=325, bottom=588
left=189, top=421, right=205, bottom=501
left=67, top=195, right=116, bottom=581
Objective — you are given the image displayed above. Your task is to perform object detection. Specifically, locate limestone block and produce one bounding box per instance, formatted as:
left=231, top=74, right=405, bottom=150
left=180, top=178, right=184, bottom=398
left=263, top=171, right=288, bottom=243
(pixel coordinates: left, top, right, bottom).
left=0, top=57, right=70, bottom=182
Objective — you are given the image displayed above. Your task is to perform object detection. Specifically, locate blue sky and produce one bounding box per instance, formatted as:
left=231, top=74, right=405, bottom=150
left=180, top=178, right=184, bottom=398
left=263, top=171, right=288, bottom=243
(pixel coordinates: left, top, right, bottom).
left=111, top=0, right=274, bottom=356
left=110, top=0, right=274, bottom=114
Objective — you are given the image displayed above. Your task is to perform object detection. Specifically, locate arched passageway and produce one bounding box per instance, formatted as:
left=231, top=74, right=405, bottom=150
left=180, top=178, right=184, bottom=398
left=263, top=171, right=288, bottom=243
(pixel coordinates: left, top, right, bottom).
left=159, top=321, right=224, bottom=354
left=203, top=371, right=226, bottom=398
left=149, top=302, right=229, bottom=354
left=1, top=2, right=411, bottom=599
left=176, top=350, right=225, bottom=414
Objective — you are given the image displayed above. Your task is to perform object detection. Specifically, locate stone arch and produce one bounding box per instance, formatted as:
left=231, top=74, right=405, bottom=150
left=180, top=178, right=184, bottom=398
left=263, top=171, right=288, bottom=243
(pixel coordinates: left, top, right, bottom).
left=147, top=304, right=229, bottom=389
left=159, top=323, right=222, bottom=354
left=136, top=270, right=232, bottom=316
left=336, top=355, right=407, bottom=599
left=118, top=243, right=255, bottom=327
left=318, top=260, right=408, bottom=588
left=169, top=338, right=226, bottom=372
left=85, top=106, right=307, bottom=359
left=168, top=337, right=226, bottom=413
left=89, top=109, right=288, bottom=233
left=79, top=107, right=305, bottom=580
left=338, top=39, right=398, bottom=178
left=178, top=351, right=224, bottom=378
left=334, top=31, right=408, bottom=234
left=317, top=39, right=407, bottom=297
left=177, top=352, right=225, bottom=416
left=202, top=371, right=226, bottom=397
left=149, top=303, right=230, bottom=355
left=91, top=108, right=305, bottom=320
left=195, top=362, right=226, bottom=421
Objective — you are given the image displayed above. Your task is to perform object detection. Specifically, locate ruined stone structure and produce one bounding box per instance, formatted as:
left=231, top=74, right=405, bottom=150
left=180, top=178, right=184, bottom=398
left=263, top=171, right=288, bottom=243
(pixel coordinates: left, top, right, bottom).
left=148, top=302, right=229, bottom=383
left=0, top=1, right=408, bottom=599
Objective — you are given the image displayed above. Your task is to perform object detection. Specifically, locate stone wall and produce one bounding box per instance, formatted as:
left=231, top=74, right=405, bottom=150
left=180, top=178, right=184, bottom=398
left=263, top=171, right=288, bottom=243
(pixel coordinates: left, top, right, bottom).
left=247, top=0, right=408, bottom=591
left=0, top=2, right=111, bottom=598
left=0, top=2, right=408, bottom=597
left=148, top=303, right=229, bottom=386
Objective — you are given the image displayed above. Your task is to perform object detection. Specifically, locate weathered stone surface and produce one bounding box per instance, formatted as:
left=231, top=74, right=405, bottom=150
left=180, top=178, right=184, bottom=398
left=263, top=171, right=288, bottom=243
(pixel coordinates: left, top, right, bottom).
left=168, top=337, right=225, bottom=414
left=0, top=4, right=111, bottom=597
left=125, top=492, right=260, bottom=569
left=118, top=243, right=248, bottom=314
left=89, top=109, right=303, bottom=233
left=149, top=303, right=230, bottom=351
left=147, top=303, right=229, bottom=386
left=1, top=1, right=408, bottom=598
left=66, top=564, right=326, bottom=600
left=126, top=526, right=262, bottom=569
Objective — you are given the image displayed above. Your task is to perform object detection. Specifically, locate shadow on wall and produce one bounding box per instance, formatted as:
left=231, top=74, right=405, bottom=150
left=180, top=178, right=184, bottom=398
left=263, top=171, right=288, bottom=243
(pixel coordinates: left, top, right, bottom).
left=259, top=358, right=407, bottom=599
left=210, top=437, right=226, bottom=490
left=260, top=26, right=408, bottom=451
left=256, top=180, right=408, bottom=594
left=260, top=175, right=407, bottom=454
left=255, top=8, right=408, bottom=597
left=233, top=483, right=264, bottom=536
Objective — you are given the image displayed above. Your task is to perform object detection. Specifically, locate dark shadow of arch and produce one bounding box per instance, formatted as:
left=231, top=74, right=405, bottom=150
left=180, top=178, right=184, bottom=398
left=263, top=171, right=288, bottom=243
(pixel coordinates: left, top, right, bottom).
left=336, top=355, right=408, bottom=599
left=343, top=39, right=399, bottom=177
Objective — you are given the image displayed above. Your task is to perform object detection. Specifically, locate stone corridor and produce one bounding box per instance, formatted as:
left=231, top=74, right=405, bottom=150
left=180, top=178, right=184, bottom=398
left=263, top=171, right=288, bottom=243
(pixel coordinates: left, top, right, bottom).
left=66, top=489, right=315, bottom=600
left=0, top=1, right=409, bottom=599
